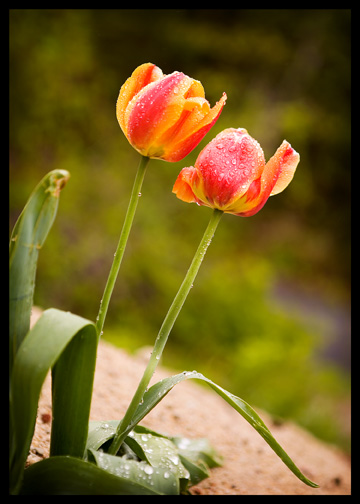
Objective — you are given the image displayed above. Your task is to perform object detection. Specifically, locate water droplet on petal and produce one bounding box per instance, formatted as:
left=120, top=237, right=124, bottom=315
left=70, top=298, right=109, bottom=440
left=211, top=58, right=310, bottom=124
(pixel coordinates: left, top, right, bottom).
left=169, top=455, right=179, bottom=465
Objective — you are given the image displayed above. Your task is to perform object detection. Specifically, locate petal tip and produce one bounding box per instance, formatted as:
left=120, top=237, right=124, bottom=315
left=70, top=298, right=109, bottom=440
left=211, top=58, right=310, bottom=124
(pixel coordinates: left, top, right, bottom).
left=172, top=167, right=198, bottom=203
left=269, top=140, right=300, bottom=196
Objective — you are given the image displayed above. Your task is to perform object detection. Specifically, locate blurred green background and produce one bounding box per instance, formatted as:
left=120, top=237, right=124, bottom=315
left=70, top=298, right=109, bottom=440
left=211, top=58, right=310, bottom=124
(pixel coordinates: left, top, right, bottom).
left=10, top=9, right=350, bottom=452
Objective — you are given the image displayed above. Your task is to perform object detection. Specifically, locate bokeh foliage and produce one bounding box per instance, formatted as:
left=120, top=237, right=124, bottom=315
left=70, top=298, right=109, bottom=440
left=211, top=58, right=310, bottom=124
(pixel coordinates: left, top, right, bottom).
left=10, top=9, right=350, bottom=451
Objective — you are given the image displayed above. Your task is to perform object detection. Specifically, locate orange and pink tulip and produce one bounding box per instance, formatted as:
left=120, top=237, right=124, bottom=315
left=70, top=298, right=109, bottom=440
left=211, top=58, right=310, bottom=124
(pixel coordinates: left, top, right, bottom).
left=116, top=63, right=227, bottom=162
left=173, top=128, right=300, bottom=217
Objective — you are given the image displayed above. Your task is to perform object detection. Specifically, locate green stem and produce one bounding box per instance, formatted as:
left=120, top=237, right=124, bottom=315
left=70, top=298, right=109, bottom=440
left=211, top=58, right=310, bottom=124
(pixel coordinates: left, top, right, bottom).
left=108, top=208, right=223, bottom=455
left=95, top=155, right=150, bottom=340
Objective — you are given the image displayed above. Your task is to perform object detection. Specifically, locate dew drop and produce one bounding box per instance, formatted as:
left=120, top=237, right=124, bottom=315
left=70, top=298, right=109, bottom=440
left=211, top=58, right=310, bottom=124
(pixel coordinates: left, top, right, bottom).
left=169, top=455, right=179, bottom=465
left=144, top=465, right=154, bottom=475
left=177, top=438, right=191, bottom=449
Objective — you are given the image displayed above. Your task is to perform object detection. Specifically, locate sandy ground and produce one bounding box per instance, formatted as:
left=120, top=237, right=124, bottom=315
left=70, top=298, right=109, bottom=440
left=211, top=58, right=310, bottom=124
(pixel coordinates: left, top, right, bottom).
left=26, top=309, right=351, bottom=495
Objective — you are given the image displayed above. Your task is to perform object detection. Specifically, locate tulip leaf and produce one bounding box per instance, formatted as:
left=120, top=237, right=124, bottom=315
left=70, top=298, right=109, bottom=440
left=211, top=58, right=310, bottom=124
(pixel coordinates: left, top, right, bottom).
left=9, top=169, right=70, bottom=379
left=125, top=428, right=218, bottom=492
left=122, top=371, right=319, bottom=488
left=85, top=420, right=120, bottom=452
left=20, top=456, right=161, bottom=495
left=9, top=308, right=97, bottom=495
left=89, top=448, right=180, bottom=494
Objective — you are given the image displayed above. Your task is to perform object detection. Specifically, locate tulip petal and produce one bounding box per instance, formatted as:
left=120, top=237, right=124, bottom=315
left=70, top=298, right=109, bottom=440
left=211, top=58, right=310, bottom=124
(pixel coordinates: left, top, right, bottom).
left=126, top=72, right=193, bottom=157
left=244, top=177, right=262, bottom=203
left=116, top=63, right=163, bottom=134
left=262, top=141, right=300, bottom=197
left=163, top=93, right=227, bottom=162
left=183, top=96, right=210, bottom=112
left=186, top=78, right=206, bottom=99
left=172, top=167, right=199, bottom=203
left=270, top=142, right=300, bottom=195
left=197, top=127, right=265, bottom=209
left=221, top=178, right=265, bottom=217
left=155, top=96, right=209, bottom=151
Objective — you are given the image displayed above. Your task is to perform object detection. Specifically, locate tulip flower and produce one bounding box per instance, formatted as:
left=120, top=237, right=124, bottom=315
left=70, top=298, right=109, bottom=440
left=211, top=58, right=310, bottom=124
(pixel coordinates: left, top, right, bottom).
left=116, top=63, right=227, bottom=162
left=173, top=128, right=300, bottom=217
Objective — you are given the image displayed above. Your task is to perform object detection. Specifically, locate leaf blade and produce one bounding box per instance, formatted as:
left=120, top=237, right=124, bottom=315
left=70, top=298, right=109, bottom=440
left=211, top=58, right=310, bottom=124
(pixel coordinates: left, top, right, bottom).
left=9, top=308, right=97, bottom=494
left=9, top=170, right=70, bottom=376
left=20, top=456, right=161, bottom=495
left=89, top=449, right=179, bottom=495
left=127, top=371, right=319, bottom=488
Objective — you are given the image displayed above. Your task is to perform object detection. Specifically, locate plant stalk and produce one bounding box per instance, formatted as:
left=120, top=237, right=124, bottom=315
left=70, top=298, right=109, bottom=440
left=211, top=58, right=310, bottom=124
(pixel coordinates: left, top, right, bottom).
left=108, top=208, right=223, bottom=455
left=95, top=155, right=150, bottom=340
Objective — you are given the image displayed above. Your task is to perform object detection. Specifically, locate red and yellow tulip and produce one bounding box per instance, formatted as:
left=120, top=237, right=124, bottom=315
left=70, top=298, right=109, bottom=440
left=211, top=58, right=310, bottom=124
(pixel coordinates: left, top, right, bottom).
left=173, top=128, right=299, bottom=217
left=116, top=63, right=227, bottom=162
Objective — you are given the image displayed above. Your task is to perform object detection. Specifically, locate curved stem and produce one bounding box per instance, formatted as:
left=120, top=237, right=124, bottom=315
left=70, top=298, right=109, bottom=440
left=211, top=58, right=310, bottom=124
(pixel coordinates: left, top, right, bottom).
left=108, top=208, right=223, bottom=454
left=95, top=155, right=150, bottom=340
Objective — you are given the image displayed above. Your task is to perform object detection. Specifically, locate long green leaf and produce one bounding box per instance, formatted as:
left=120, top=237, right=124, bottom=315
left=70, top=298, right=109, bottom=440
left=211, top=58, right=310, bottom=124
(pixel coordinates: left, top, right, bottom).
left=123, top=371, right=319, bottom=488
left=20, top=456, right=161, bottom=495
left=9, top=169, right=70, bottom=377
left=9, top=308, right=97, bottom=495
